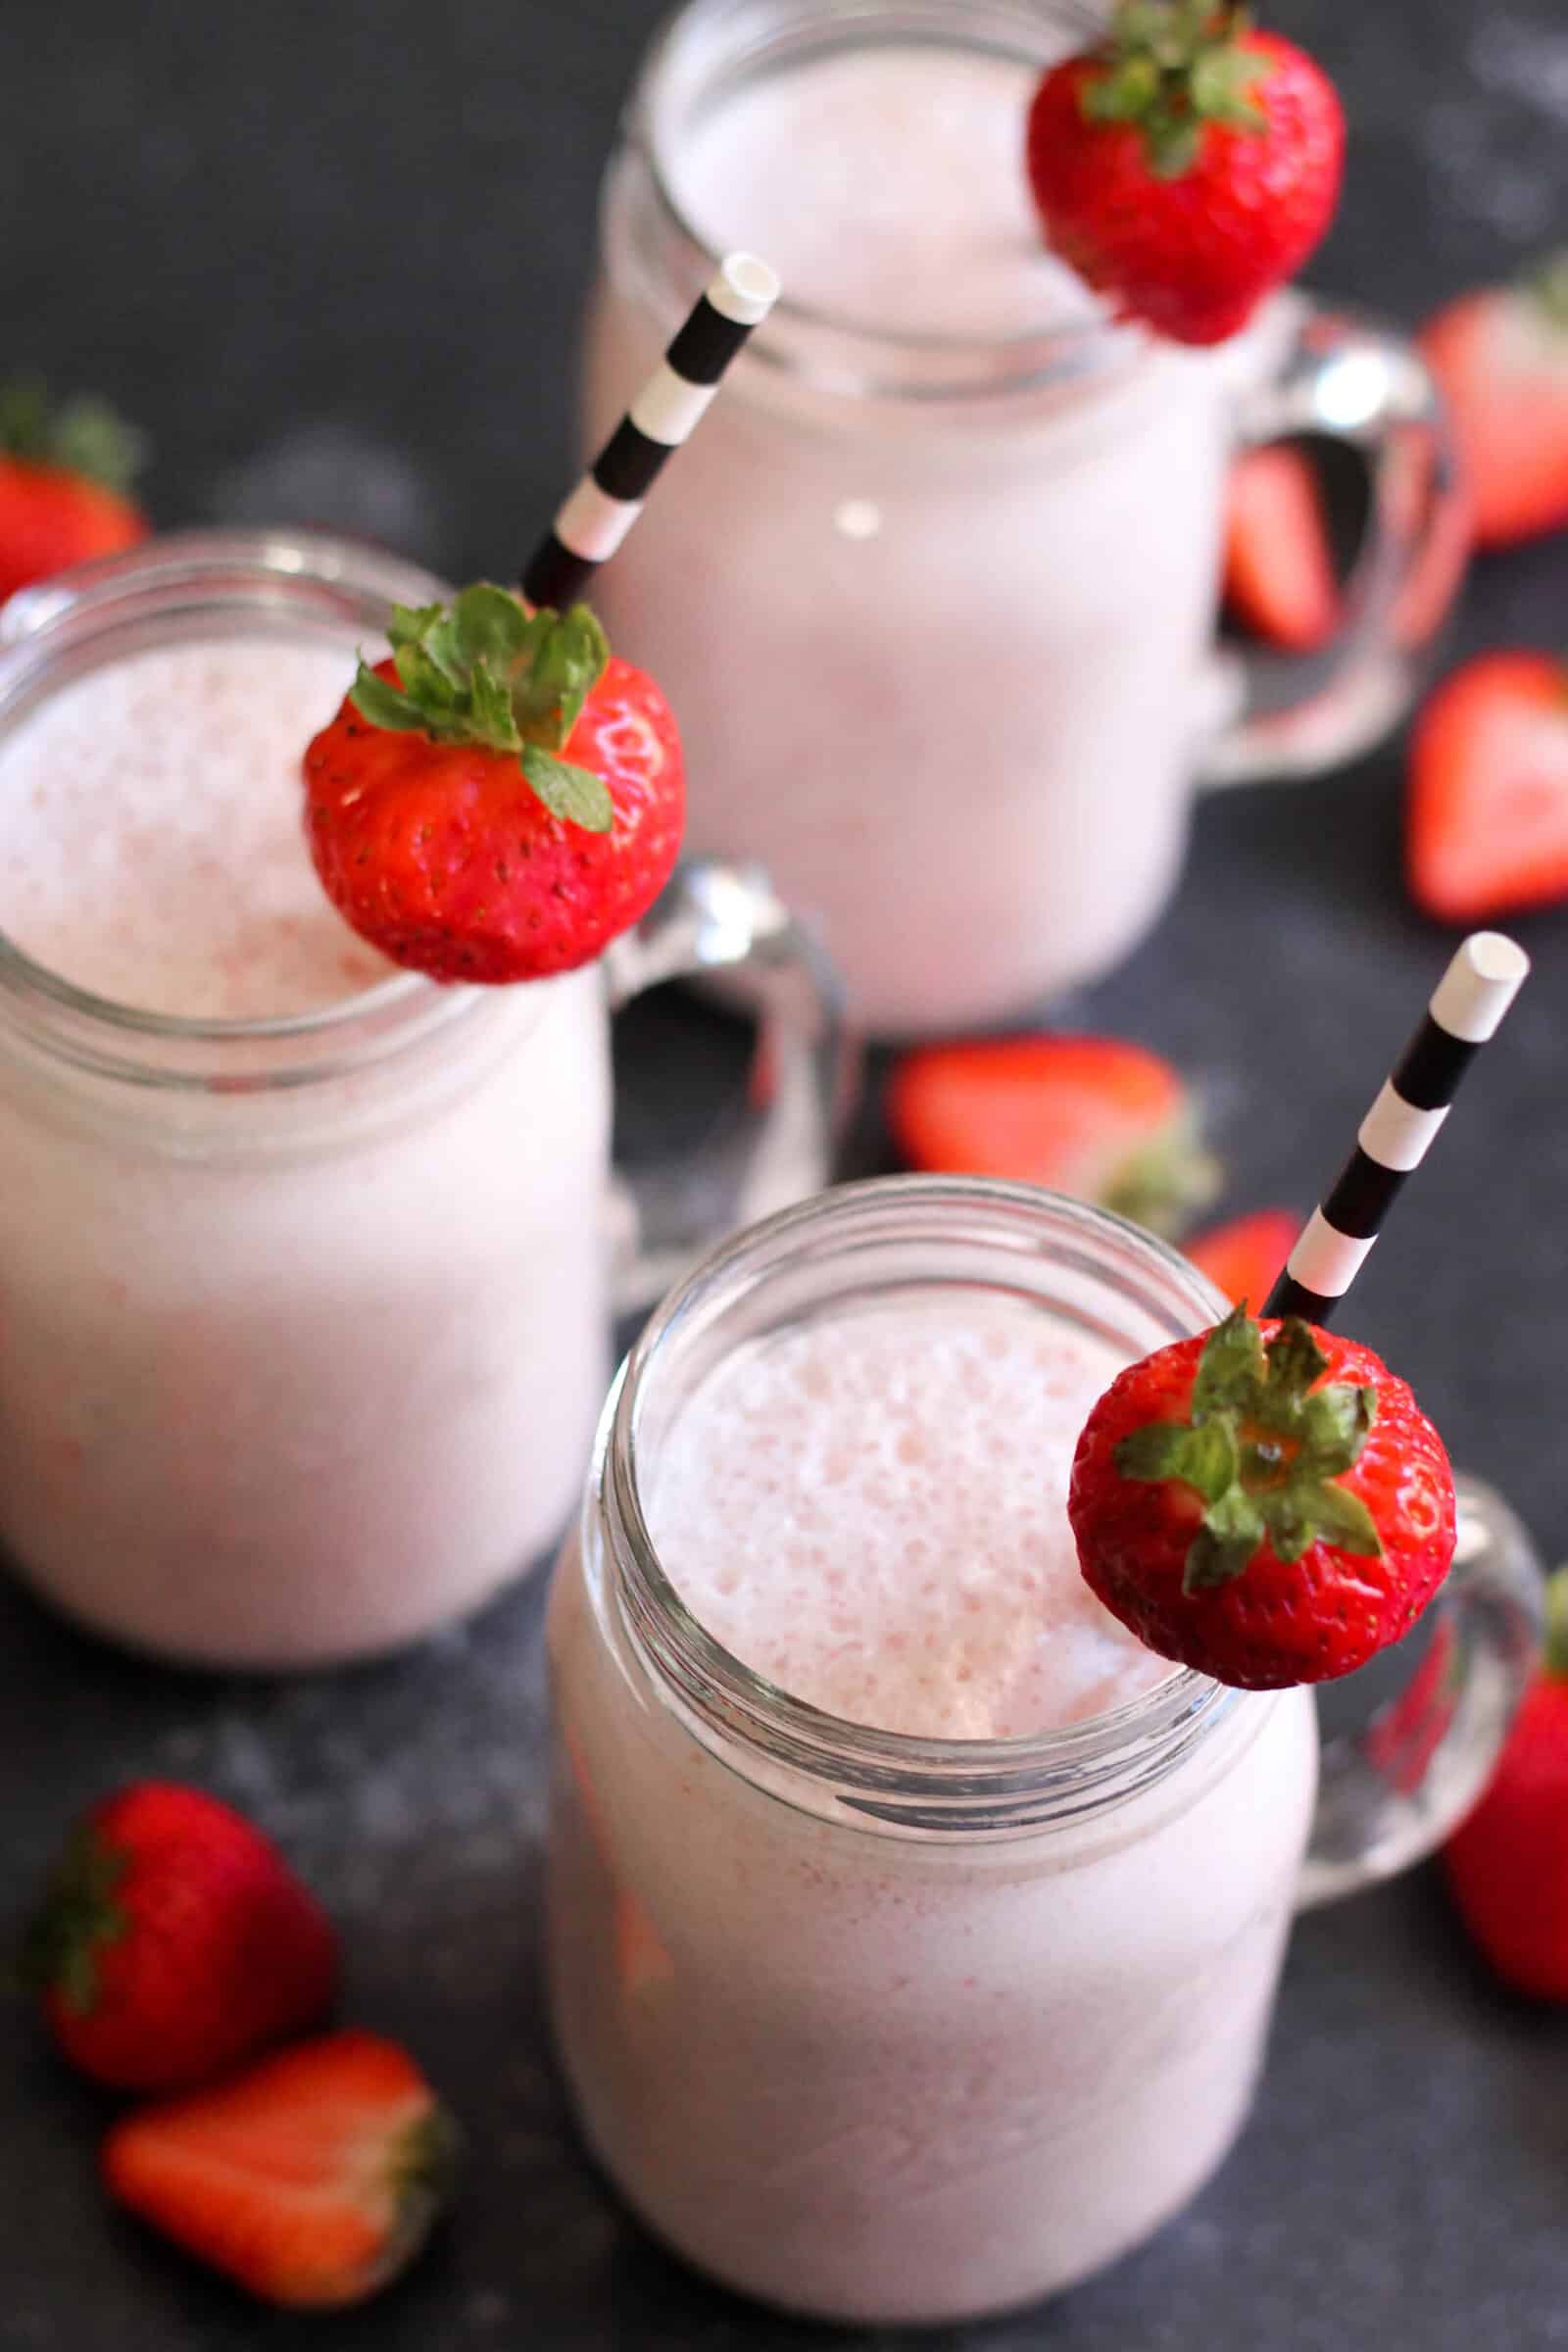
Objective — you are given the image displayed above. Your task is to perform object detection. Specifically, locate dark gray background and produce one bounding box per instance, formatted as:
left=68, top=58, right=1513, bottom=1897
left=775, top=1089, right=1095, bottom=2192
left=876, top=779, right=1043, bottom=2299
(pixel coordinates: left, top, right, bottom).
left=3, top=2, right=1568, bottom=2346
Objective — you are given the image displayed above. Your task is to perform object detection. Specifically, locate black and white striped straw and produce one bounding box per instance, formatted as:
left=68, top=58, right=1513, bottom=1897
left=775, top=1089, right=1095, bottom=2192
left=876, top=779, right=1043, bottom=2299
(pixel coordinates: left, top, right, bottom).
left=1263, top=932, right=1530, bottom=1324
left=521, top=251, right=780, bottom=612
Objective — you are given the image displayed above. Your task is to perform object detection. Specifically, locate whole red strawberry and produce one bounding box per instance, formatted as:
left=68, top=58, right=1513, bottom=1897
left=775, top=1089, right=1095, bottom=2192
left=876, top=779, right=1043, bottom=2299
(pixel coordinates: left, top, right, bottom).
left=1026, top=2, right=1346, bottom=347
left=23, top=1782, right=337, bottom=2091
left=304, top=587, right=683, bottom=983
left=0, top=376, right=146, bottom=602
left=1444, top=1570, right=1568, bottom=2000
left=1068, top=1306, right=1455, bottom=1690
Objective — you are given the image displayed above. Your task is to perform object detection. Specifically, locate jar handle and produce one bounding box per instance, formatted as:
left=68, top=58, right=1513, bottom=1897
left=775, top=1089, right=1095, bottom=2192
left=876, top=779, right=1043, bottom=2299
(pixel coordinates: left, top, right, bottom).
left=1198, top=295, right=1466, bottom=788
left=603, top=858, right=852, bottom=1315
left=1297, top=1475, right=1544, bottom=1911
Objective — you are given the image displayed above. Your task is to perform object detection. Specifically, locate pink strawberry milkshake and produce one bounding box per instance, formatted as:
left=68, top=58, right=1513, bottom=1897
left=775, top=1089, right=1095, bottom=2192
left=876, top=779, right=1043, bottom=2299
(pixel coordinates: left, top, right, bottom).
left=584, top=0, right=1451, bottom=1032
left=0, top=558, right=612, bottom=1665
left=582, top=5, right=1245, bottom=1033
left=547, top=1182, right=1319, bottom=2322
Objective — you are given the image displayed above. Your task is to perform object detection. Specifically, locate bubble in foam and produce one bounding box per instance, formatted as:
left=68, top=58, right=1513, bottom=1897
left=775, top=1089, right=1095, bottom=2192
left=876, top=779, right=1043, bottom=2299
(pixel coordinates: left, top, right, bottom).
left=642, top=1295, right=1171, bottom=1740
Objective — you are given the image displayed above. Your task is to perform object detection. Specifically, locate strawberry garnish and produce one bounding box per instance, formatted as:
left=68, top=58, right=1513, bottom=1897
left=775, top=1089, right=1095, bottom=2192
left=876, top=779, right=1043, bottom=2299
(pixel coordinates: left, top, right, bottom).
left=1420, top=254, right=1568, bottom=550
left=1186, top=1207, right=1299, bottom=1309
left=1068, top=1306, right=1455, bottom=1690
left=0, top=377, right=146, bottom=602
left=304, top=586, right=684, bottom=983
left=1222, top=446, right=1339, bottom=653
left=102, top=2029, right=458, bottom=2308
left=1444, top=1568, right=1568, bottom=2000
left=1026, top=2, right=1345, bottom=348
left=22, top=1783, right=337, bottom=2093
left=886, top=1035, right=1218, bottom=1237
left=1406, top=652, right=1568, bottom=924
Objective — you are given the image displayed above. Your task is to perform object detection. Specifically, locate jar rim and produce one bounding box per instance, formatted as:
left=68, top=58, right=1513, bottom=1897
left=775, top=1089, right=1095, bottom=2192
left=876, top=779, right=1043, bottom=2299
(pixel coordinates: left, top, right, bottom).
left=598, top=1175, right=1247, bottom=1839
left=625, top=0, right=1149, bottom=403
left=0, top=528, right=495, bottom=1090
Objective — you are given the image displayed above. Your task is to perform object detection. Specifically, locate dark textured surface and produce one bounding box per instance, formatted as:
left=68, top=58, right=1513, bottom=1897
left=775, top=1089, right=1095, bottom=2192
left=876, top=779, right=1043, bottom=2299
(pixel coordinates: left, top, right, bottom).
left=3, top=1, right=1568, bottom=2345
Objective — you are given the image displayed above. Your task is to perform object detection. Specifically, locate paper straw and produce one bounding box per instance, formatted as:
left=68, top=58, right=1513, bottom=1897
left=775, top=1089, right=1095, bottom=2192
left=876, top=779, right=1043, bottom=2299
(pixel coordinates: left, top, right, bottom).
left=1263, top=931, right=1530, bottom=1325
left=521, top=252, right=780, bottom=612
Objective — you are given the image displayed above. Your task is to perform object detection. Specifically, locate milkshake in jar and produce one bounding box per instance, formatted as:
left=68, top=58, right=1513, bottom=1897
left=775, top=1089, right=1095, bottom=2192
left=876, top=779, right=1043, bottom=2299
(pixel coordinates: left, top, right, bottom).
left=547, top=1178, right=1541, bottom=2323
left=583, top=0, right=1460, bottom=1032
left=0, top=531, right=836, bottom=1669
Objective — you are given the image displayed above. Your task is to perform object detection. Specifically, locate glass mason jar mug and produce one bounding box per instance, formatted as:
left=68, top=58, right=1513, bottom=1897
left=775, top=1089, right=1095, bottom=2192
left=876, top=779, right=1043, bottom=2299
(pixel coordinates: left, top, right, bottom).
left=583, top=0, right=1463, bottom=1034
left=547, top=1179, right=1543, bottom=2326
left=0, top=530, right=840, bottom=1670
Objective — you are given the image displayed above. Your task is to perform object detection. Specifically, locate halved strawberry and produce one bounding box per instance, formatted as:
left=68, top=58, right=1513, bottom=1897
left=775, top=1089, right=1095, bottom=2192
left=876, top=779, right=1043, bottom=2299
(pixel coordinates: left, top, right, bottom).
left=1186, top=1208, right=1299, bottom=1310
left=1420, top=255, right=1568, bottom=549
left=885, top=1035, right=1218, bottom=1236
left=1407, top=652, right=1568, bottom=922
left=1222, top=447, right=1339, bottom=652
left=102, top=2030, right=458, bottom=2309
left=1444, top=1567, right=1568, bottom=1999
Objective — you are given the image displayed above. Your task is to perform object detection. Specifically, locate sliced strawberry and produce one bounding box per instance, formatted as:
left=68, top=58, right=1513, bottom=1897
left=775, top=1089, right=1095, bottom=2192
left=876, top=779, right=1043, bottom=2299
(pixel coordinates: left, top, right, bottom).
left=886, top=1035, right=1218, bottom=1237
left=1407, top=652, right=1568, bottom=922
left=102, top=2030, right=458, bottom=2309
left=1186, top=1208, right=1300, bottom=1311
left=1222, top=447, right=1339, bottom=652
left=1444, top=1568, right=1568, bottom=2000
left=1420, top=257, right=1568, bottom=549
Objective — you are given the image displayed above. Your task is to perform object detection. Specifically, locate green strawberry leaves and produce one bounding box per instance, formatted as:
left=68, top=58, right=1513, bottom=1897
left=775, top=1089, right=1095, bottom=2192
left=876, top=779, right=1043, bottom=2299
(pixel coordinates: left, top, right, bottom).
left=0, top=376, right=146, bottom=491
left=1114, top=1305, right=1384, bottom=1594
left=1529, top=250, right=1568, bottom=335
left=19, top=1827, right=127, bottom=2014
left=1082, top=0, right=1266, bottom=180
left=349, top=586, right=614, bottom=834
left=519, top=746, right=616, bottom=831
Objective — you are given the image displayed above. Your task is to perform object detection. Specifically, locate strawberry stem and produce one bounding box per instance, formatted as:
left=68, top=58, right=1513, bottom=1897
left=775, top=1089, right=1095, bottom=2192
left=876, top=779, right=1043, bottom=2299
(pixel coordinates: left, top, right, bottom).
left=1113, top=1305, right=1383, bottom=1592
left=19, top=1828, right=126, bottom=2014
left=1529, top=250, right=1568, bottom=334
left=1544, top=1565, right=1568, bottom=1679
left=349, top=588, right=615, bottom=835
left=0, top=377, right=145, bottom=492
left=1081, top=0, right=1267, bottom=180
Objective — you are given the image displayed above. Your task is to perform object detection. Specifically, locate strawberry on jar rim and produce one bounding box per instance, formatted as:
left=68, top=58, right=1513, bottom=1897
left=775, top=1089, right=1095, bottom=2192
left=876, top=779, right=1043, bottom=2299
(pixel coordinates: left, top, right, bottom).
left=304, top=586, right=684, bottom=984
left=1026, top=1, right=1345, bottom=349
left=1444, top=1566, right=1568, bottom=2002
left=1068, top=1305, right=1456, bottom=1690
left=22, top=1781, right=337, bottom=2092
